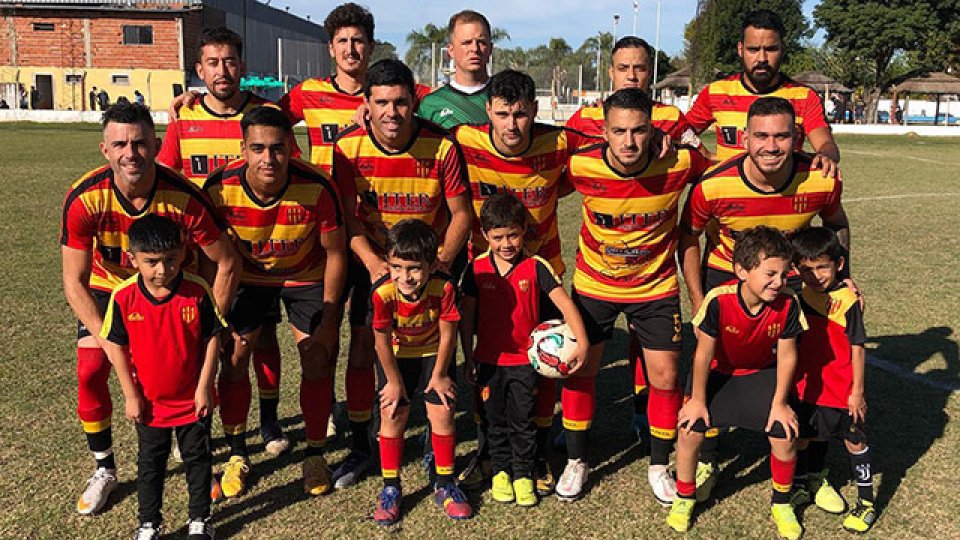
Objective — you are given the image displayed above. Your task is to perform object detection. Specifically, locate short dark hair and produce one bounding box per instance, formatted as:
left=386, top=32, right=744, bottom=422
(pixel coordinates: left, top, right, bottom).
left=241, top=105, right=292, bottom=136
left=480, top=191, right=527, bottom=232
left=791, top=226, right=844, bottom=264
left=603, top=87, right=653, bottom=118
left=101, top=101, right=154, bottom=131
left=448, top=10, right=491, bottom=38
left=741, top=9, right=785, bottom=42
left=324, top=2, right=375, bottom=42
left=733, top=225, right=794, bottom=271
left=611, top=36, right=654, bottom=61
left=363, top=59, right=415, bottom=98
left=487, top=69, right=536, bottom=105
left=197, top=26, right=243, bottom=60
left=747, top=96, right=796, bottom=125
left=385, top=219, right=438, bottom=264
left=127, top=214, right=183, bottom=254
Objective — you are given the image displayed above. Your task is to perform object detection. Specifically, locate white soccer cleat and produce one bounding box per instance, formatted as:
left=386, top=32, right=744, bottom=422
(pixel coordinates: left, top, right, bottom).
left=555, top=459, right=589, bottom=501
left=648, top=464, right=677, bottom=506
left=264, top=433, right=291, bottom=456
left=133, top=522, right=161, bottom=540
left=77, top=467, right=118, bottom=515
left=187, top=517, right=215, bottom=539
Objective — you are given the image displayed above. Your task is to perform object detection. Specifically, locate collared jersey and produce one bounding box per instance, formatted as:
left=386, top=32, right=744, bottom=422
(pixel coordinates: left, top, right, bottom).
left=454, top=122, right=587, bottom=274
left=60, top=164, right=224, bottom=292
left=418, top=83, right=489, bottom=129
left=333, top=120, right=468, bottom=252
left=569, top=143, right=710, bottom=302
left=100, top=272, right=227, bottom=427
left=461, top=252, right=561, bottom=366
left=566, top=101, right=698, bottom=142
left=681, top=152, right=842, bottom=274
left=371, top=273, right=460, bottom=359
left=693, top=282, right=807, bottom=376
left=203, top=158, right=342, bottom=286
left=686, top=73, right=829, bottom=161
left=795, top=283, right=866, bottom=408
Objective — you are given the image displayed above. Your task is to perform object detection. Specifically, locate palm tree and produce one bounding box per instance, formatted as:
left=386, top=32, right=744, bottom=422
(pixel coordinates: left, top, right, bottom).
left=577, top=32, right=615, bottom=92
left=405, top=23, right=447, bottom=85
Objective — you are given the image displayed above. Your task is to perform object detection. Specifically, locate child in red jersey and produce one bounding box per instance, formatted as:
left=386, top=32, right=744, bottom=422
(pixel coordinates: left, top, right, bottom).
left=100, top=215, right=225, bottom=540
left=668, top=226, right=807, bottom=540
left=790, top=227, right=876, bottom=533
left=460, top=193, right=588, bottom=507
left=370, top=219, right=472, bottom=526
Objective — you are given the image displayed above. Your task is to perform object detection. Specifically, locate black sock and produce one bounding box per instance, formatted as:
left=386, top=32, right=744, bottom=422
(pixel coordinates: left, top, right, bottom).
left=385, top=477, right=401, bottom=489
left=794, top=445, right=810, bottom=484
left=305, top=445, right=323, bottom=458
left=350, top=420, right=372, bottom=455
left=227, top=433, right=247, bottom=458
left=259, top=397, right=279, bottom=430
left=849, top=446, right=874, bottom=502
left=436, top=473, right=454, bottom=489
left=634, top=390, right=649, bottom=416
left=535, top=426, right=552, bottom=463
left=87, top=429, right=115, bottom=469
left=649, top=436, right=673, bottom=466
left=699, top=430, right=721, bottom=465
left=807, top=440, right=829, bottom=475
left=566, top=429, right=588, bottom=461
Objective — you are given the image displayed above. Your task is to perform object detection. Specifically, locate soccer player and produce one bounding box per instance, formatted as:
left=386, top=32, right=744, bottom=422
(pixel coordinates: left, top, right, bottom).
left=203, top=106, right=347, bottom=497
left=460, top=192, right=589, bottom=508
left=61, top=102, right=239, bottom=515
left=790, top=227, right=876, bottom=533
left=668, top=226, right=806, bottom=540
left=560, top=88, right=710, bottom=503
left=686, top=9, right=840, bottom=177
left=99, top=214, right=224, bottom=540
left=370, top=219, right=472, bottom=525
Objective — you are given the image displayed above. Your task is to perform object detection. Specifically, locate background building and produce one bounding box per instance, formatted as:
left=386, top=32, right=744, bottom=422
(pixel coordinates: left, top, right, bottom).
left=0, top=0, right=328, bottom=111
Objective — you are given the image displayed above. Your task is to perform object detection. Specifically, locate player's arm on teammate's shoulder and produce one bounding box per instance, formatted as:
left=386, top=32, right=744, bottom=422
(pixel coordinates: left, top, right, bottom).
left=808, top=126, right=841, bottom=179
left=166, top=90, right=203, bottom=120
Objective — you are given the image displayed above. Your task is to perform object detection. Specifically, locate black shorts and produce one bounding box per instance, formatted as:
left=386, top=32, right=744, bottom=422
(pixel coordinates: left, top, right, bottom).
left=345, top=260, right=374, bottom=328
left=228, top=282, right=325, bottom=335
left=795, top=401, right=867, bottom=444
left=572, top=289, right=682, bottom=351
left=683, top=367, right=796, bottom=439
left=376, top=355, right=456, bottom=407
left=77, top=289, right=111, bottom=340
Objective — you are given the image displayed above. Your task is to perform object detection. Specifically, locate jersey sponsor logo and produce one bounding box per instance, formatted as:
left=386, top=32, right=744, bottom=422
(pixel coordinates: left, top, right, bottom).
left=590, top=209, right=669, bottom=232
left=181, top=305, right=197, bottom=324
left=415, top=158, right=435, bottom=178
left=720, top=202, right=747, bottom=214
left=366, top=190, right=435, bottom=213
left=720, top=126, right=741, bottom=147
left=244, top=237, right=307, bottom=258
left=724, top=324, right=740, bottom=335
left=439, top=108, right=454, bottom=118
left=767, top=322, right=782, bottom=338
left=321, top=123, right=339, bottom=143
left=599, top=240, right=651, bottom=270
left=478, top=181, right=549, bottom=206
left=286, top=205, right=307, bottom=224
left=127, top=312, right=145, bottom=322
left=190, top=154, right=238, bottom=177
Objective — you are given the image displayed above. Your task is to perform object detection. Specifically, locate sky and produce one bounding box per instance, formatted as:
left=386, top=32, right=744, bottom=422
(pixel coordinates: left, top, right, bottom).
left=283, top=0, right=820, bottom=58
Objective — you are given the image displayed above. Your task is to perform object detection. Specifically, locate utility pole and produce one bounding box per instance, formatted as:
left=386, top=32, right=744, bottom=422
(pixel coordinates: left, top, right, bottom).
left=632, top=0, right=638, bottom=36
left=596, top=31, right=602, bottom=92
left=652, top=0, right=662, bottom=98
left=611, top=15, right=620, bottom=92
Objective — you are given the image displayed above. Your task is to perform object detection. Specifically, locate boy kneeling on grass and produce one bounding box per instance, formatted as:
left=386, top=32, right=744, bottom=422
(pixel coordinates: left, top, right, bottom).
left=100, top=214, right=225, bottom=540
left=667, top=225, right=807, bottom=539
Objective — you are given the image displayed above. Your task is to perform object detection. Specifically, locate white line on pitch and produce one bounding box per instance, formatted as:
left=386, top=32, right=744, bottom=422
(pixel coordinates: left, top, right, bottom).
left=842, top=148, right=960, bottom=165
left=867, top=353, right=960, bottom=393
left=845, top=193, right=960, bottom=202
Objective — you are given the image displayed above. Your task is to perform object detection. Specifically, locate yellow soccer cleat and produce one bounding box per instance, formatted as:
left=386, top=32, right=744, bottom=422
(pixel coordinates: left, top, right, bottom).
left=842, top=499, right=877, bottom=533
left=809, top=470, right=846, bottom=514
left=491, top=471, right=515, bottom=503
left=220, top=456, right=250, bottom=498
left=771, top=502, right=803, bottom=540
left=513, top=478, right=538, bottom=507
left=695, top=461, right=718, bottom=502
left=303, top=455, right=333, bottom=496
left=666, top=497, right=695, bottom=533
left=535, top=461, right=556, bottom=497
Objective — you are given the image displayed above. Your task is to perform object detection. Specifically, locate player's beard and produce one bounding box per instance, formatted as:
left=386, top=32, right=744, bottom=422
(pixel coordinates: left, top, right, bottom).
left=745, top=63, right=777, bottom=90
left=209, top=85, right=238, bottom=102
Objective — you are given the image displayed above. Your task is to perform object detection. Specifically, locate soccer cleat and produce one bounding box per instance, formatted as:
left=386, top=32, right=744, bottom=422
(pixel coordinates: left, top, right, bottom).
left=790, top=485, right=812, bottom=508
left=491, top=471, right=515, bottom=503
left=842, top=499, right=876, bottom=533
left=187, top=517, right=215, bottom=539
left=373, top=485, right=402, bottom=526
left=263, top=433, right=290, bottom=456
left=648, top=464, right=677, bottom=506
left=210, top=476, right=224, bottom=504
left=665, top=497, right=695, bottom=533
left=513, top=478, right=538, bottom=507
left=77, top=467, right=118, bottom=515
left=535, top=460, right=555, bottom=496
left=134, top=523, right=161, bottom=540
left=434, top=483, right=473, bottom=520
left=332, top=451, right=373, bottom=489
left=695, top=461, right=719, bottom=502
left=458, top=456, right=493, bottom=489
left=771, top=502, right=804, bottom=540
left=303, top=455, right=333, bottom=496
left=555, top=459, right=589, bottom=502
left=219, top=456, right=250, bottom=498
left=809, top=469, right=846, bottom=514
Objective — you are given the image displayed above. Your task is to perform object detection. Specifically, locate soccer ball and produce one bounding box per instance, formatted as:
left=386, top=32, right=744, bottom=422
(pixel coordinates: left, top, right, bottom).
left=527, top=319, right=579, bottom=379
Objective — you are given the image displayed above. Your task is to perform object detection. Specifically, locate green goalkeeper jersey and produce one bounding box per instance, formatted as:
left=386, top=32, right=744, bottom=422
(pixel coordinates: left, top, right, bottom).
left=417, top=83, right=489, bottom=129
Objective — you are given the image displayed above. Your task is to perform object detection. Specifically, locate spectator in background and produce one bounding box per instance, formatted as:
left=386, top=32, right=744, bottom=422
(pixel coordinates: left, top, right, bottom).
left=0, top=99, right=9, bottom=109
left=97, top=88, right=110, bottom=111
left=29, top=86, right=39, bottom=109
left=89, top=87, right=98, bottom=111
left=19, top=85, right=27, bottom=109
left=134, top=89, right=145, bottom=105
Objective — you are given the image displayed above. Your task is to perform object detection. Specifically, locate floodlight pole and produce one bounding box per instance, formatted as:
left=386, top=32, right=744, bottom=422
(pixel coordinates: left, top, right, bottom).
left=612, top=15, right=620, bottom=92
left=652, top=0, right=662, bottom=98
left=596, top=31, right=602, bottom=92
left=632, top=0, right=638, bottom=36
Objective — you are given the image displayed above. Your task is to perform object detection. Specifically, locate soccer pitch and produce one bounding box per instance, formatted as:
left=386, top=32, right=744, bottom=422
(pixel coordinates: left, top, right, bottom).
left=1, top=123, right=957, bottom=538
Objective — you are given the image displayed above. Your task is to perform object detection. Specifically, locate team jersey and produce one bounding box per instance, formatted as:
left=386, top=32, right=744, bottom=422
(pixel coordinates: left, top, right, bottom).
left=60, top=164, right=225, bottom=292
left=681, top=152, right=843, bottom=274
left=332, top=119, right=468, bottom=252
left=568, top=143, right=710, bottom=302
left=686, top=73, right=829, bottom=162
left=280, top=77, right=431, bottom=172
left=417, top=84, right=489, bottom=129
left=566, top=101, right=699, bottom=143
left=795, top=283, right=866, bottom=408
left=693, top=281, right=807, bottom=376
left=203, top=158, right=343, bottom=286
left=100, top=272, right=227, bottom=427
left=454, top=122, right=589, bottom=274
left=461, top=252, right=561, bottom=366
left=371, top=273, right=460, bottom=358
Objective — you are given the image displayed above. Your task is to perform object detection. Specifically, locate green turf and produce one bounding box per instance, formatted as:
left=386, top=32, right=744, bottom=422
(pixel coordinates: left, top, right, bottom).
left=0, top=123, right=957, bottom=538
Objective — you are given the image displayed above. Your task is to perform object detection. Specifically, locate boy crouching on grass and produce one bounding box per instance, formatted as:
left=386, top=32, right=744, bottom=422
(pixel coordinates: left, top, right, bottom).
left=459, top=193, right=588, bottom=507
left=790, top=227, right=876, bottom=533
left=370, top=219, right=472, bottom=526
left=667, top=226, right=807, bottom=539
left=99, top=214, right=225, bottom=540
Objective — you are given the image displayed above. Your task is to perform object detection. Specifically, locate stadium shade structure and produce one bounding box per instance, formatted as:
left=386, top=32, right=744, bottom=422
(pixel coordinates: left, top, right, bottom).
left=792, top=71, right=852, bottom=94
left=894, top=72, right=960, bottom=126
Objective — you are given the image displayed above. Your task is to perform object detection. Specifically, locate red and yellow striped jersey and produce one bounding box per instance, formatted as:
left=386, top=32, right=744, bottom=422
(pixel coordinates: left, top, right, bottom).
left=279, top=77, right=432, bottom=172
left=371, top=273, right=460, bottom=358
left=453, top=122, right=587, bottom=274
left=204, top=158, right=343, bottom=286
left=568, top=144, right=710, bottom=302
left=681, top=153, right=843, bottom=274
left=332, top=120, right=468, bottom=252
left=61, top=164, right=225, bottom=293
left=686, top=73, right=829, bottom=162
left=566, top=101, right=696, bottom=141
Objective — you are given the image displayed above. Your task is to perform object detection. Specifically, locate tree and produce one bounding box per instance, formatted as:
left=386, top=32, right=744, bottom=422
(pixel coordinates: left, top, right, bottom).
left=370, top=40, right=398, bottom=64
left=404, top=23, right=446, bottom=84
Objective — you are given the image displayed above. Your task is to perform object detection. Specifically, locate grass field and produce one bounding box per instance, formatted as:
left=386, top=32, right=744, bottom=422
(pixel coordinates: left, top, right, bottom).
left=1, top=123, right=958, bottom=539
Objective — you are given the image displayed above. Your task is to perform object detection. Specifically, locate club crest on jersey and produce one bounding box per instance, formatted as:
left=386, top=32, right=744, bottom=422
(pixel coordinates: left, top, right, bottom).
left=286, top=205, right=307, bottom=224
left=518, top=279, right=530, bottom=292
left=793, top=194, right=809, bottom=214
left=181, top=305, right=197, bottom=324
left=530, top=154, right=549, bottom=172
left=827, top=297, right=842, bottom=316
left=767, top=323, right=782, bottom=338
left=415, top=158, right=435, bottom=178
